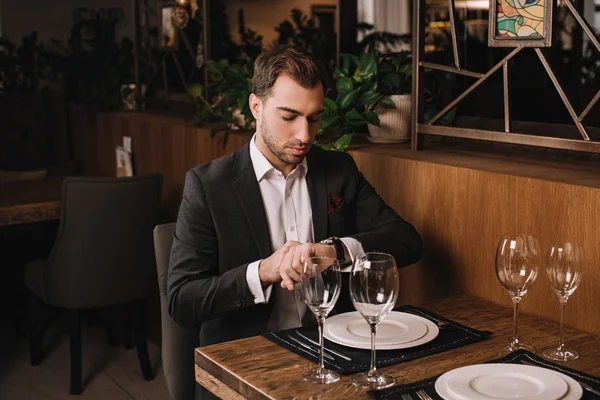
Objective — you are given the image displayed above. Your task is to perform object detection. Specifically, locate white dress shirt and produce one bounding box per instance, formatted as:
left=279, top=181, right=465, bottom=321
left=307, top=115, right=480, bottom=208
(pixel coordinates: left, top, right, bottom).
left=246, top=135, right=364, bottom=330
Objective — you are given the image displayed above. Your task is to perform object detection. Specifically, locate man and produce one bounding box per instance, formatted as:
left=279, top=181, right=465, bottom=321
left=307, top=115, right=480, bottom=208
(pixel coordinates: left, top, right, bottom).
left=168, top=45, right=422, bottom=348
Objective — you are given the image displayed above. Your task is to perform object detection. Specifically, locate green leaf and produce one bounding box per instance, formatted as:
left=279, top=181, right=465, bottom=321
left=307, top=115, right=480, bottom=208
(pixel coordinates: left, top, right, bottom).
left=334, top=133, right=353, bottom=152
left=378, top=62, right=394, bottom=74
left=340, top=53, right=359, bottom=75
left=338, top=90, right=357, bottom=109
left=360, top=53, right=377, bottom=75
left=316, top=141, right=335, bottom=151
left=380, top=96, right=397, bottom=109
left=336, top=77, right=354, bottom=93
left=319, top=115, right=340, bottom=130
left=345, top=109, right=364, bottom=122
left=222, top=108, right=233, bottom=124
left=323, top=97, right=337, bottom=111
left=239, top=90, right=250, bottom=113
left=187, top=83, right=203, bottom=98
left=438, top=106, right=458, bottom=126
left=382, top=73, right=402, bottom=88
left=364, top=111, right=380, bottom=126
left=357, top=53, right=377, bottom=80
left=424, top=107, right=437, bottom=124
left=334, top=67, right=347, bottom=79
left=358, top=90, right=379, bottom=106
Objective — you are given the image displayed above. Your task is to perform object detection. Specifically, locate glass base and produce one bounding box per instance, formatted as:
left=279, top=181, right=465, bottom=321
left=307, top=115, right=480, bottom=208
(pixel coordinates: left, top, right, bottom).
left=543, top=347, right=579, bottom=362
left=497, top=342, right=536, bottom=356
left=351, top=371, right=396, bottom=390
left=303, top=367, right=340, bottom=384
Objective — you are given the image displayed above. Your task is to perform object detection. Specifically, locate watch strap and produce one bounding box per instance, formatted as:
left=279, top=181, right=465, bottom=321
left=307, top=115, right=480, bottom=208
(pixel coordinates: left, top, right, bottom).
left=321, top=236, right=345, bottom=263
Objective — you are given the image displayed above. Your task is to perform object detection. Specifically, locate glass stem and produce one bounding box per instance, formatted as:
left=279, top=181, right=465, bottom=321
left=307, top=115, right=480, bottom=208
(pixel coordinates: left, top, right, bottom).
left=557, top=297, right=568, bottom=352
left=368, top=323, right=378, bottom=378
left=511, top=297, right=521, bottom=347
left=317, top=315, right=325, bottom=373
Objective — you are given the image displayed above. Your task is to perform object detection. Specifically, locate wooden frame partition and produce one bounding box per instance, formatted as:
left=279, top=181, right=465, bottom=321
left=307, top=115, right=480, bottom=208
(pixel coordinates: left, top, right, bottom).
left=411, top=0, right=600, bottom=154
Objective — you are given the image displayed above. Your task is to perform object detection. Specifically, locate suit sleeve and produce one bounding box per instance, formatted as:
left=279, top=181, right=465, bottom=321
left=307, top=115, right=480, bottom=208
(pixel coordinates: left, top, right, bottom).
left=167, top=170, right=256, bottom=327
left=346, top=156, right=423, bottom=267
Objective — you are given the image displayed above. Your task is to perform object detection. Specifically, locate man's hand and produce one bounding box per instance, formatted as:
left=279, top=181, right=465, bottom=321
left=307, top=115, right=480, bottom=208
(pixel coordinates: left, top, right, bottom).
left=279, top=243, right=336, bottom=290
left=258, top=241, right=301, bottom=286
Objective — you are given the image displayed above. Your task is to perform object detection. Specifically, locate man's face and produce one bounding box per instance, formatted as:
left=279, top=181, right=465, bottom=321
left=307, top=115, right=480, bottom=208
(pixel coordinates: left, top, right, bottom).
left=251, top=74, right=324, bottom=171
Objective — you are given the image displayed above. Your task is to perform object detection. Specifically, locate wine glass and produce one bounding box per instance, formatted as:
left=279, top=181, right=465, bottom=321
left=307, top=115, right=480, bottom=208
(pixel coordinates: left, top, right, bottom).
left=349, top=252, right=399, bottom=389
left=495, top=234, right=540, bottom=355
left=301, top=256, right=342, bottom=384
left=543, top=242, right=583, bottom=361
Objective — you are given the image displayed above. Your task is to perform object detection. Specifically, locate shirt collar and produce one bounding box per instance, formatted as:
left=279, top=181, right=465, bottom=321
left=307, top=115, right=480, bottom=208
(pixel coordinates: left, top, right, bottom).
left=249, top=134, right=308, bottom=181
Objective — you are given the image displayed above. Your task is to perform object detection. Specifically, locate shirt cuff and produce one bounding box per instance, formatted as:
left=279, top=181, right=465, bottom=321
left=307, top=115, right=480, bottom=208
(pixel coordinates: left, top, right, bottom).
left=339, top=237, right=365, bottom=272
left=246, top=260, right=273, bottom=304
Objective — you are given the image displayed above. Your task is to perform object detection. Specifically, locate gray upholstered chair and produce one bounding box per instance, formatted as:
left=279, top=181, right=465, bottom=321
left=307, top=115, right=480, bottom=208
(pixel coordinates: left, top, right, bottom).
left=24, top=174, right=162, bottom=394
left=153, top=223, right=198, bottom=400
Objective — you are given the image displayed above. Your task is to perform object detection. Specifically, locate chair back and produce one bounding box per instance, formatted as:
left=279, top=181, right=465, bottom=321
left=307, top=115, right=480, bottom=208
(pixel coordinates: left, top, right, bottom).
left=43, top=174, right=162, bottom=308
left=154, top=223, right=198, bottom=400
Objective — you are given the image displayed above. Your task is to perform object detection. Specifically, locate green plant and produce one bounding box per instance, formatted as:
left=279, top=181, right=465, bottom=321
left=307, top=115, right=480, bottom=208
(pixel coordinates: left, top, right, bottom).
left=237, top=9, right=264, bottom=60
left=317, top=51, right=415, bottom=151
left=0, top=32, right=64, bottom=92
left=275, top=8, right=336, bottom=92
left=188, top=58, right=254, bottom=144
left=376, top=51, right=412, bottom=96
left=357, top=23, right=411, bottom=55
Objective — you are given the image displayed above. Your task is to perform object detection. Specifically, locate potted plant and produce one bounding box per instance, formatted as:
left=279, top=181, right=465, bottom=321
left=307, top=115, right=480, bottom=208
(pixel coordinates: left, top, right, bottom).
left=366, top=50, right=413, bottom=143
left=188, top=57, right=255, bottom=145
left=317, top=52, right=396, bottom=151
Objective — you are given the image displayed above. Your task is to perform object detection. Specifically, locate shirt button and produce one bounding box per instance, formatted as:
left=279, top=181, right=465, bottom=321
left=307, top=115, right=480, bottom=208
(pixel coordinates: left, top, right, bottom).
left=289, top=226, right=295, bottom=232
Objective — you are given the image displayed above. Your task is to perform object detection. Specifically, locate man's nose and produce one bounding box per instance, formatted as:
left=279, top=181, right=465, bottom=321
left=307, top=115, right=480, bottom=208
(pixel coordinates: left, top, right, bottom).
left=295, top=118, right=311, bottom=144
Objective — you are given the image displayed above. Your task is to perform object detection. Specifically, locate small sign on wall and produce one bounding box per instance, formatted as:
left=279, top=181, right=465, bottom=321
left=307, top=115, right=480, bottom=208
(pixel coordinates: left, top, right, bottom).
left=116, top=146, right=133, bottom=177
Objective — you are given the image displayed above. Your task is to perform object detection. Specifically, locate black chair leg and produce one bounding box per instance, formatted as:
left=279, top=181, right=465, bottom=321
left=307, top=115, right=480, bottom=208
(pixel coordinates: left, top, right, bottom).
left=69, top=309, right=83, bottom=395
left=122, top=304, right=133, bottom=350
left=131, top=301, right=153, bottom=381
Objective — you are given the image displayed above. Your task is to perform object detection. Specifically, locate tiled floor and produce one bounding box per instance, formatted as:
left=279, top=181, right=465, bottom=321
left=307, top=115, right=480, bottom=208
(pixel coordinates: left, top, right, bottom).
left=0, top=315, right=170, bottom=400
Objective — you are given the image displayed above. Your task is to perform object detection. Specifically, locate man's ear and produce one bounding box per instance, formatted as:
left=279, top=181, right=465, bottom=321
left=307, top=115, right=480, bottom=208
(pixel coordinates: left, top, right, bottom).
left=249, top=93, right=262, bottom=119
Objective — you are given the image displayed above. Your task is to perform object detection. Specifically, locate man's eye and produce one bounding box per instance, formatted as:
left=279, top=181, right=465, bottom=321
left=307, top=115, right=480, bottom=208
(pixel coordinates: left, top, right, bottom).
left=282, top=115, right=295, bottom=121
left=308, top=117, right=322, bottom=124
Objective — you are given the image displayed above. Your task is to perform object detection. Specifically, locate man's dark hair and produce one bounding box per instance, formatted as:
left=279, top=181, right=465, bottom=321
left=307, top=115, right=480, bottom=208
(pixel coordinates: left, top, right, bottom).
left=252, top=45, right=322, bottom=99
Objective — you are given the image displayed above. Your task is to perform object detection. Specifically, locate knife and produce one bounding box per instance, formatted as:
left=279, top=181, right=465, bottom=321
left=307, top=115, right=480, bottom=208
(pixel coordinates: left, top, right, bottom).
left=296, top=332, right=353, bottom=361
left=288, top=336, right=335, bottom=361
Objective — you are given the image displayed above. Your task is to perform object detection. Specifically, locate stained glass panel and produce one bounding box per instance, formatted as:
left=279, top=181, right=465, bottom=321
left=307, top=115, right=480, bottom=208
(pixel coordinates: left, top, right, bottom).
left=496, top=0, right=545, bottom=37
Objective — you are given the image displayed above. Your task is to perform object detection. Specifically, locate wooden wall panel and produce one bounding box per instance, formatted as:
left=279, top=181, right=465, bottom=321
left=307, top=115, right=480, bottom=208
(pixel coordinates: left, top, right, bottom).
left=73, top=111, right=251, bottom=223
left=349, top=149, right=600, bottom=336
left=72, top=110, right=600, bottom=337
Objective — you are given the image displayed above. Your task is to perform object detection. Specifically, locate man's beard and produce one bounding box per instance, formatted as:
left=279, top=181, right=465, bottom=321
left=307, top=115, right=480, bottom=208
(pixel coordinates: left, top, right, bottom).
left=261, top=117, right=310, bottom=166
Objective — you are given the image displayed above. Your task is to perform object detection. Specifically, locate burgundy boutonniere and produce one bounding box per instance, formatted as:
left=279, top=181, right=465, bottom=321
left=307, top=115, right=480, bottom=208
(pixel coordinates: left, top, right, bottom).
left=328, top=194, right=344, bottom=214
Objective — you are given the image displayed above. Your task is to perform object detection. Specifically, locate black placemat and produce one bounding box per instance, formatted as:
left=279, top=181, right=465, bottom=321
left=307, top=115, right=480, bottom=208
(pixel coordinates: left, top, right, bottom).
left=368, top=349, right=600, bottom=399
left=263, top=305, right=492, bottom=374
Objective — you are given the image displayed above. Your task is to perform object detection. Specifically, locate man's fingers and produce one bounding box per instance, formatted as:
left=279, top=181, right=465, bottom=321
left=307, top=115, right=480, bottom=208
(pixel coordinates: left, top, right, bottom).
left=280, top=250, right=296, bottom=290
left=279, top=267, right=295, bottom=291
left=283, top=240, right=301, bottom=250
left=291, top=247, right=305, bottom=278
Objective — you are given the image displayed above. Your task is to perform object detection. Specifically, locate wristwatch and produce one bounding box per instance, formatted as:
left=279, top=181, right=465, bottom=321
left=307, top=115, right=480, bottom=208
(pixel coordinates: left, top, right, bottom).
left=320, top=236, right=346, bottom=264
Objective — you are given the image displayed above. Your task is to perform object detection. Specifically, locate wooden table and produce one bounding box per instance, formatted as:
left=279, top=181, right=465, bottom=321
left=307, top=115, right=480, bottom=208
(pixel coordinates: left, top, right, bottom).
left=195, top=295, right=600, bottom=399
left=0, top=176, right=64, bottom=226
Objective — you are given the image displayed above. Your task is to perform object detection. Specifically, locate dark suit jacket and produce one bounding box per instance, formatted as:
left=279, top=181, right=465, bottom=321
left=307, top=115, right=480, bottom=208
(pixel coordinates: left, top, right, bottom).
left=167, top=142, right=422, bottom=346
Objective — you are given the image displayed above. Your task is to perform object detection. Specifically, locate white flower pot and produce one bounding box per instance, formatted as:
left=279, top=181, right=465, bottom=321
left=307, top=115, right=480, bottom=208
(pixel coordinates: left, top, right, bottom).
left=367, top=94, right=412, bottom=143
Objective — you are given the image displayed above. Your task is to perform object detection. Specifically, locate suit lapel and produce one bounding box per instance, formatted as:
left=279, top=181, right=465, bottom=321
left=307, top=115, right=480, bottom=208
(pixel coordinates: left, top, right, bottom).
left=232, top=144, right=272, bottom=259
left=306, top=149, right=328, bottom=242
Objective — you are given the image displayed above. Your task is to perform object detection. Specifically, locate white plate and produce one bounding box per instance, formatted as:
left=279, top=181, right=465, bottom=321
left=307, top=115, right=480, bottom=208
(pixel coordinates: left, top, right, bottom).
left=434, top=364, right=583, bottom=400
left=323, top=311, right=439, bottom=350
